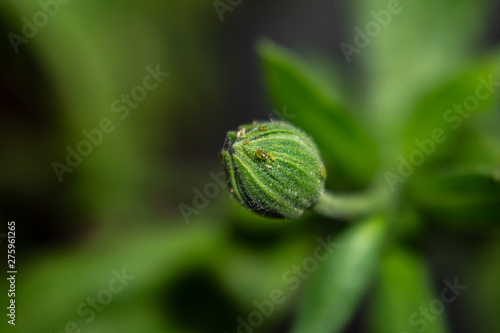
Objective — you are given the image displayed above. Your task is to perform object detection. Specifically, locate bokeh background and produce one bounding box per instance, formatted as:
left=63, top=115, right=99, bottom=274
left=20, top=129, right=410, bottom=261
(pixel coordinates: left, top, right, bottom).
left=1, top=0, right=500, bottom=332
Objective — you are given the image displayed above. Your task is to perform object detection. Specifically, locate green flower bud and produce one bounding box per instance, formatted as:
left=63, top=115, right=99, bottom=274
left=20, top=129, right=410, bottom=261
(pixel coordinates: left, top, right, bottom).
left=220, top=120, right=327, bottom=219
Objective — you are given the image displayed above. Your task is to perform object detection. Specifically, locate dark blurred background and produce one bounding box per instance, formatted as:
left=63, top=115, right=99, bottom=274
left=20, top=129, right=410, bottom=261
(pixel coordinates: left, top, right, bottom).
left=1, top=1, right=499, bottom=333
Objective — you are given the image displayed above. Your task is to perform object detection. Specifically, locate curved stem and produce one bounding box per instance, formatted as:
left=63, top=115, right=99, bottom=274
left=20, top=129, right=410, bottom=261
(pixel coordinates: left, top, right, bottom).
left=312, top=187, right=387, bottom=220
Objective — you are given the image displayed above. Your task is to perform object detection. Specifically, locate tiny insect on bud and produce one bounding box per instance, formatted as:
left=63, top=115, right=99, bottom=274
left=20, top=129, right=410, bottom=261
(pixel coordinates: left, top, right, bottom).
left=255, top=149, right=269, bottom=161
left=220, top=120, right=327, bottom=219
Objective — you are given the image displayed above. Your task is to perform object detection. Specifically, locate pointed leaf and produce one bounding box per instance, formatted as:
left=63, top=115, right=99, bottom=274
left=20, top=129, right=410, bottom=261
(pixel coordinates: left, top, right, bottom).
left=403, top=57, right=500, bottom=171
left=352, top=0, right=492, bottom=132
left=291, top=215, right=387, bottom=333
left=370, top=247, right=449, bottom=333
left=257, top=39, right=377, bottom=189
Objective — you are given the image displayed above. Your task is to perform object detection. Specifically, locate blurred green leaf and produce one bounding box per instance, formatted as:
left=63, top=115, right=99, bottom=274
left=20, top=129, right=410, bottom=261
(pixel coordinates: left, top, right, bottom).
left=370, top=247, right=449, bottom=333
left=257, top=39, right=378, bottom=190
left=15, top=222, right=225, bottom=333
left=291, top=215, right=387, bottom=333
left=84, top=302, right=192, bottom=333
left=458, top=129, right=500, bottom=167
left=403, top=56, right=500, bottom=170
left=214, top=232, right=313, bottom=308
left=407, top=167, right=500, bottom=228
left=355, top=0, right=492, bottom=136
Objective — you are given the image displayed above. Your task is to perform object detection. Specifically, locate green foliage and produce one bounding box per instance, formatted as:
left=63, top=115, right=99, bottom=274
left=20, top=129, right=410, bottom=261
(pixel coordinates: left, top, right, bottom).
left=252, top=2, right=500, bottom=331
left=15, top=222, right=227, bottom=333
left=407, top=167, right=500, bottom=227
left=1, top=0, right=499, bottom=333
left=257, top=39, right=378, bottom=190
left=292, top=216, right=386, bottom=333
left=403, top=58, right=500, bottom=171
left=370, top=248, right=448, bottom=333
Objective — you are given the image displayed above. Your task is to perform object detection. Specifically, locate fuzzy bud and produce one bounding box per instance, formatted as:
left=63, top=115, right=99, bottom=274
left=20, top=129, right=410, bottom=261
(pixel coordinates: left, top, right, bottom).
left=220, top=121, right=326, bottom=219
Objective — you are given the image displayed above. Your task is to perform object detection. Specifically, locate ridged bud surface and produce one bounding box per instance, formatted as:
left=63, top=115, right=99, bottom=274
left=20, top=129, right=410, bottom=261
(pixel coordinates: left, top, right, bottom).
left=220, top=121, right=326, bottom=219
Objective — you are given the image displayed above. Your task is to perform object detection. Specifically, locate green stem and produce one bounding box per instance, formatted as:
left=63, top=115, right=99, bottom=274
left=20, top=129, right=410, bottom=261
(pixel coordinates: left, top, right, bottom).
left=313, top=187, right=387, bottom=220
